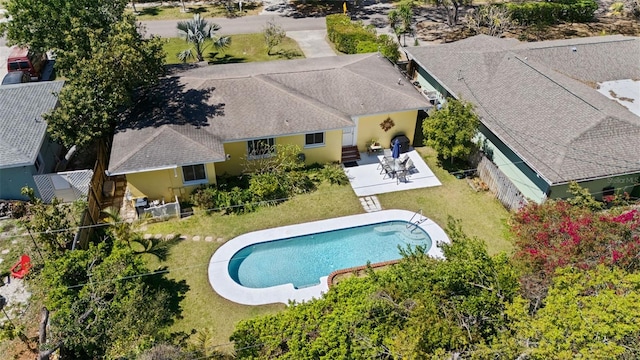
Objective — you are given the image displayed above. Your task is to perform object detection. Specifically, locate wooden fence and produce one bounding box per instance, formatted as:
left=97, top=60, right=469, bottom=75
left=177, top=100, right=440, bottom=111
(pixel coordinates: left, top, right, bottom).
left=476, top=156, right=527, bottom=211
left=73, top=141, right=109, bottom=249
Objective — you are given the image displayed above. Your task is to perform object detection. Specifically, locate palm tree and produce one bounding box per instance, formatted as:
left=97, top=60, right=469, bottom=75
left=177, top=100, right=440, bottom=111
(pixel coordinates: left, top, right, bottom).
left=388, top=3, right=413, bottom=46
left=177, top=14, right=231, bottom=62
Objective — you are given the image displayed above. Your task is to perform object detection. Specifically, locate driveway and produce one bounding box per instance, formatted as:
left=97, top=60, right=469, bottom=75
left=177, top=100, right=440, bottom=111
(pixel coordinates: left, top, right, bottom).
left=286, top=30, right=335, bottom=57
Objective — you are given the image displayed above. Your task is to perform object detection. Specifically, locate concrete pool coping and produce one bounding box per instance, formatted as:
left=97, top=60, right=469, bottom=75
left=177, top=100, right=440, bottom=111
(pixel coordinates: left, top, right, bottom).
left=208, top=209, right=450, bottom=305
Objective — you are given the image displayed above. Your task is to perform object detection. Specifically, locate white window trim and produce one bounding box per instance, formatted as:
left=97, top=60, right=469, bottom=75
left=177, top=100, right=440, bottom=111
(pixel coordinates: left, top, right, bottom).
left=304, top=132, right=325, bottom=149
left=182, top=164, right=208, bottom=186
left=247, top=138, right=276, bottom=160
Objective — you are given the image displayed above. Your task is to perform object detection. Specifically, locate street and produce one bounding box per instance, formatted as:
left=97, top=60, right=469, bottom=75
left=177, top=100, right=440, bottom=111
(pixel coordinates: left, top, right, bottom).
left=140, top=15, right=327, bottom=38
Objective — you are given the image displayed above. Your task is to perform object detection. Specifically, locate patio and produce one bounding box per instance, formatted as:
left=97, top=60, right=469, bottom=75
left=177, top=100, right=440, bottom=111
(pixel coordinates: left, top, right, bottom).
left=343, top=149, right=442, bottom=196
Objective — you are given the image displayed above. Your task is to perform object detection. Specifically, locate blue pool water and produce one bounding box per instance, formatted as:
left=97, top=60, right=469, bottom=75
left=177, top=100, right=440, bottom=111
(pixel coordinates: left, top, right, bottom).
left=228, top=221, right=431, bottom=289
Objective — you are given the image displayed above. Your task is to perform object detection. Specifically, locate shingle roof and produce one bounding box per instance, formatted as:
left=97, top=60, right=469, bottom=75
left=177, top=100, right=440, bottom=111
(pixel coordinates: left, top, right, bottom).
left=405, top=35, right=640, bottom=184
left=108, top=54, right=429, bottom=175
left=0, top=81, right=64, bottom=169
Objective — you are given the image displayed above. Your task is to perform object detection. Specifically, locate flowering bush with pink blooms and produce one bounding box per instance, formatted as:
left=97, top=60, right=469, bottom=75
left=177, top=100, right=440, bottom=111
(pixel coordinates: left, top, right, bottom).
left=510, top=201, right=640, bottom=304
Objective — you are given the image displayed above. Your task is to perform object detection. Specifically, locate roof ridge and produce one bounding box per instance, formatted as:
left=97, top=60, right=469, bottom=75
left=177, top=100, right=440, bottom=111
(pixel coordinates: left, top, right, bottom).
left=519, top=36, right=637, bottom=50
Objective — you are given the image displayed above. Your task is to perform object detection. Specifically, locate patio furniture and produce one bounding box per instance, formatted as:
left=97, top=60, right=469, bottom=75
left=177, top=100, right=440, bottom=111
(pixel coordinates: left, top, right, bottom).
left=405, top=158, right=415, bottom=173
left=10, top=254, right=31, bottom=279
left=381, top=160, right=394, bottom=179
left=396, top=169, right=409, bottom=184
left=367, top=143, right=383, bottom=156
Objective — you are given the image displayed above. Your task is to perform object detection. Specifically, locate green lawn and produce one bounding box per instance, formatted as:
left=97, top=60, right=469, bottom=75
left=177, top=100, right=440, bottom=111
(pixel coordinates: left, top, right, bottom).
left=162, top=34, right=305, bottom=65
left=142, top=146, right=512, bottom=349
left=129, top=3, right=261, bottom=21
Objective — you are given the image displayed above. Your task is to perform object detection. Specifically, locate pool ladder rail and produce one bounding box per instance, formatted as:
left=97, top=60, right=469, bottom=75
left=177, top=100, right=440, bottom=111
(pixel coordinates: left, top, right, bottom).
left=407, top=209, right=428, bottom=231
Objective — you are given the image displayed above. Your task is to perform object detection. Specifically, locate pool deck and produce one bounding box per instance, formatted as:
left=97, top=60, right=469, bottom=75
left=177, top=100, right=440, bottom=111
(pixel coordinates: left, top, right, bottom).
left=344, top=150, right=442, bottom=197
left=208, top=209, right=450, bottom=306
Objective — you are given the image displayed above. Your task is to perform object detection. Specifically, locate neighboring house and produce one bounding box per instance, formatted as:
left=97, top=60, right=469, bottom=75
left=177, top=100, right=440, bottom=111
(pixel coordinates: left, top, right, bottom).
left=0, top=81, right=65, bottom=200
left=107, top=54, right=429, bottom=202
left=405, top=35, right=640, bottom=202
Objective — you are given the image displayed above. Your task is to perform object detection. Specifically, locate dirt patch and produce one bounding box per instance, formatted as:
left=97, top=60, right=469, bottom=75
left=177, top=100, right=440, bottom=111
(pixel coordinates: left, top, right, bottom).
left=414, top=5, right=640, bottom=43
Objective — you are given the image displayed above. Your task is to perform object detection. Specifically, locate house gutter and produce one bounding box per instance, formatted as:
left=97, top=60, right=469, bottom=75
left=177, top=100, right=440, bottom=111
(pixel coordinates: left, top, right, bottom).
left=106, top=164, right=179, bottom=177
left=551, top=169, right=640, bottom=187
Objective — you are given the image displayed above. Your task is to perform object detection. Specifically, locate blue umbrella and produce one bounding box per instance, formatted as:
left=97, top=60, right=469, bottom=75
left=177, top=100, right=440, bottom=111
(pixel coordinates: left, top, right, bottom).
left=392, top=138, right=400, bottom=159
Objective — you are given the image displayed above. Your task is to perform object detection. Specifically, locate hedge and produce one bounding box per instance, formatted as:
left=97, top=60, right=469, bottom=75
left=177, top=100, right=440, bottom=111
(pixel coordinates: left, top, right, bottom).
left=326, top=14, right=377, bottom=54
left=507, top=0, right=598, bottom=25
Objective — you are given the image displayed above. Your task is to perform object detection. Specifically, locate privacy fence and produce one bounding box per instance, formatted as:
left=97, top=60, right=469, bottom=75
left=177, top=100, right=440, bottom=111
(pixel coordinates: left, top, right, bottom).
left=476, top=156, right=528, bottom=211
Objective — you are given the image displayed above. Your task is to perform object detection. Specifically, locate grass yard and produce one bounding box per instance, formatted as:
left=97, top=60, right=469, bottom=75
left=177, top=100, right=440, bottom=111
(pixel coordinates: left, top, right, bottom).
left=142, top=182, right=363, bottom=349
left=128, top=3, right=261, bottom=21
left=143, top=146, right=512, bottom=350
left=162, top=34, right=305, bottom=65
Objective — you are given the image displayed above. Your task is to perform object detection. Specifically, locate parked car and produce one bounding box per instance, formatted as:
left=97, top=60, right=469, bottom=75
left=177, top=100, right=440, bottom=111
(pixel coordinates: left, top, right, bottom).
left=7, top=46, right=48, bottom=80
left=1, top=71, right=31, bottom=85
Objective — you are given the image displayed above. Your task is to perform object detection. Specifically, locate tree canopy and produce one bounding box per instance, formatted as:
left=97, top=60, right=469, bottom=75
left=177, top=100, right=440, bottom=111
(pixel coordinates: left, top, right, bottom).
left=422, top=98, right=479, bottom=163
left=1, top=0, right=128, bottom=72
left=44, top=18, right=165, bottom=148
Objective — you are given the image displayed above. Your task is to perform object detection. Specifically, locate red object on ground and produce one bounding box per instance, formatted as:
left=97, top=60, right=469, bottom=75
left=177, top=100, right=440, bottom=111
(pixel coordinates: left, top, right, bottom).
left=10, top=254, right=31, bottom=279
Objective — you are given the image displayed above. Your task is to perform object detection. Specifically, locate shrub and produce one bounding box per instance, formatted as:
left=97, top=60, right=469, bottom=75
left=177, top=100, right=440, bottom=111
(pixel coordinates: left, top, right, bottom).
left=190, top=185, right=252, bottom=214
left=248, top=173, right=289, bottom=205
left=507, top=0, right=598, bottom=25
left=326, top=14, right=377, bottom=54
left=356, top=40, right=379, bottom=53
left=320, top=164, right=349, bottom=185
left=377, top=34, right=400, bottom=63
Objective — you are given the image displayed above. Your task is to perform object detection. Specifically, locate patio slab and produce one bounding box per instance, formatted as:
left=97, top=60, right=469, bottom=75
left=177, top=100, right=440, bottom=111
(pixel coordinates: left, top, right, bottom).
left=344, top=150, right=442, bottom=197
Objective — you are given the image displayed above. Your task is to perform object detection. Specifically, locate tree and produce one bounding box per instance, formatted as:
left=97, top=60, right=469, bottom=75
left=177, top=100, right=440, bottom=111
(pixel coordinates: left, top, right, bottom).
left=465, top=5, right=513, bottom=37
left=20, top=187, right=82, bottom=260
left=422, top=98, right=479, bottom=163
left=44, top=17, right=165, bottom=148
left=263, top=19, right=286, bottom=55
left=510, top=198, right=640, bottom=308
left=482, top=266, right=640, bottom=359
left=40, top=239, right=187, bottom=358
left=388, top=3, right=413, bottom=46
left=177, top=14, right=231, bottom=62
left=425, top=0, right=472, bottom=27
left=1, top=0, right=128, bottom=72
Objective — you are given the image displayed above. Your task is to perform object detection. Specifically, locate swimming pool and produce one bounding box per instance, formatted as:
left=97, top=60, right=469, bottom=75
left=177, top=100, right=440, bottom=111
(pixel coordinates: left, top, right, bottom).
left=229, top=220, right=431, bottom=289
left=208, top=209, right=450, bottom=305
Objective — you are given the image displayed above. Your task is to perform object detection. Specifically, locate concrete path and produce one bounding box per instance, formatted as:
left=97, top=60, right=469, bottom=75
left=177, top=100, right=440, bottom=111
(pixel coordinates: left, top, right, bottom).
left=286, top=30, right=335, bottom=58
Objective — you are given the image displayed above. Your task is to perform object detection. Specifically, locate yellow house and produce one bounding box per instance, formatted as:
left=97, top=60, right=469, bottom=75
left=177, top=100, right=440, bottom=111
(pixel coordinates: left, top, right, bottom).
left=107, top=54, right=429, bottom=202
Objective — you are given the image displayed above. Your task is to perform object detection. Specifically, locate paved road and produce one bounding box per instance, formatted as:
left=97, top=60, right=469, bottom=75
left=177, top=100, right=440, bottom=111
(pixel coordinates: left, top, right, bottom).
left=141, top=15, right=327, bottom=38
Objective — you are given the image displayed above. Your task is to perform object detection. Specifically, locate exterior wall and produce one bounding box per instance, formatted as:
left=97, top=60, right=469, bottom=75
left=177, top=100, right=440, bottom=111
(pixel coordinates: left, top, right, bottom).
left=549, top=174, right=640, bottom=201
left=355, top=110, right=418, bottom=152
left=279, top=129, right=342, bottom=165
left=478, top=126, right=549, bottom=203
left=0, top=137, right=62, bottom=200
left=39, top=135, right=63, bottom=173
left=414, top=64, right=450, bottom=105
left=216, top=141, right=246, bottom=176
left=126, top=162, right=217, bottom=201
left=215, top=130, right=343, bottom=176
left=0, top=166, right=38, bottom=200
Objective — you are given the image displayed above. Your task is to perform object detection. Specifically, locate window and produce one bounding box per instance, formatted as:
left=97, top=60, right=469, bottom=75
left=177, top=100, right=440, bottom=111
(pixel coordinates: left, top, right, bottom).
left=182, top=164, right=207, bottom=184
left=305, top=132, right=324, bottom=147
left=247, top=138, right=275, bottom=159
